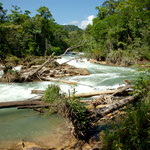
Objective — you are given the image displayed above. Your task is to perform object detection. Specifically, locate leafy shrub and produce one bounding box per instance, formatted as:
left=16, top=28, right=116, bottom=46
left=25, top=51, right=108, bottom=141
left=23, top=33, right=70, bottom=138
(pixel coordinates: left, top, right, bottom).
left=102, top=97, right=150, bottom=150
left=92, top=48, right=106, bottom=61
left=101, top=69, right=150, bottom=150
left=45, top=47, right=62, bottom=56
left=106, top=50, right=141, bottom=66
left=43, top=84, right=61, bottom=103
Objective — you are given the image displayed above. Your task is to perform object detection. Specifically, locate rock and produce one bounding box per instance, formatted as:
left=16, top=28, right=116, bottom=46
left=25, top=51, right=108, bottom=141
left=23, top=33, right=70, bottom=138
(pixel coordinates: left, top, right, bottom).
left=17, top=141, right=45, bottom=150
left=90, top=59, right=106, bottom=65
left=64, top=67, right=89, bottom=76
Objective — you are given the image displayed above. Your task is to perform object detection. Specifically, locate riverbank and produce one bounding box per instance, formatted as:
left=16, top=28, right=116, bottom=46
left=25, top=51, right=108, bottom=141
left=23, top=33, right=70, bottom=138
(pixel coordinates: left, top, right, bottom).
left=89, top=58, right=150, bottom=68
left=0, top=55, right=90, bottom=83
left=0, top=53, right=141, bottom=149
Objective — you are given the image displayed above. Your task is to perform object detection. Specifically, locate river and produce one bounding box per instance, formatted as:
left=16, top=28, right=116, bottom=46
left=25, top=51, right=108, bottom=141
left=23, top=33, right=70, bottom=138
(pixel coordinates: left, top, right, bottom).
left=0, top=52, right=138, bottom=148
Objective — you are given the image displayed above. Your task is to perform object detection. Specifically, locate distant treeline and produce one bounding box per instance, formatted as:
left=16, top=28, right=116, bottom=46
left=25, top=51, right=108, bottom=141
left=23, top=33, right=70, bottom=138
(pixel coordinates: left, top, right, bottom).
left=0, top=3, right=83, bottom=59
left=62, top=25, right=82, bottom=32
left=0, top=0, right=150, bottom=66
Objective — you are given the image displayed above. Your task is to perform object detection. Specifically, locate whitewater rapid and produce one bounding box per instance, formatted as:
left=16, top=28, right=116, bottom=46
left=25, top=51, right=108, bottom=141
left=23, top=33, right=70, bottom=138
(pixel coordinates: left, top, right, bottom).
left=0, top=53, right=138, bottom=102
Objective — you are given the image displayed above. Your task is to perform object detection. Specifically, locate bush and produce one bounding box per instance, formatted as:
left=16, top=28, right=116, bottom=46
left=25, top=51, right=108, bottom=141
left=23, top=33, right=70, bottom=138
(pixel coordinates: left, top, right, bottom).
left=101, top=69, right=150, bottom=150
left=45, top=47, right=62, bottom=56
left=106, top=50, right=141, bottom=66
left=43, top=84, right=61, bottom=103
left=102, top=97, right=150, bottom=150
left=92, top=47, right=106, bottom=61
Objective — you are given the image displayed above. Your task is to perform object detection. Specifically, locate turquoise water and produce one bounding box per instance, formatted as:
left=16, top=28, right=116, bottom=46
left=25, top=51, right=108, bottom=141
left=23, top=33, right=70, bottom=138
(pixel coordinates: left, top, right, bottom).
left=0, top=108, right=67, bottom=148
left=0, top=53, right=139, bottom=148
left=0, top=108, right=65, bottom=141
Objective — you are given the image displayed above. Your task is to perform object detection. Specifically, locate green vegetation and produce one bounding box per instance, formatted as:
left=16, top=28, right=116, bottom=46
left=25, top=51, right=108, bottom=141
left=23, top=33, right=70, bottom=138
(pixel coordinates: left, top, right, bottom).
left=1, top=0, right=149, bottom=66
left=0, top=3, right=69, bottom=60
left=1, top=0, right=150, bottom=147
left=44, top=84, right=61, bottom=103
left=43, top=84, right=66, bottom=113
left=82, top=0, right=150, bottom=65
left=62, top=25, right=82, bottom=32
left=101, top=69, right=150, bottom=150
left=43, top=84, right=91, bottom=141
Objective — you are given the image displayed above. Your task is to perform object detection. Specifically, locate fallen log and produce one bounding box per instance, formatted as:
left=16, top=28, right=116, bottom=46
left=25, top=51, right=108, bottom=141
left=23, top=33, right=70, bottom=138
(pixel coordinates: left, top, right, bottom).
left=40, top=76, right=77, bottom=85
left=85, top=104, right=109, bottom=109
left=23, top=42, right=85, bottom=81
left=74, top=85, right=134, bottom=98
left=0, top=97, right=43, bottom=109
left=74, top=90, right=116, bottom=98
left=17, top=104, right=51, bottom=109
left=90, top=94, right=139, bottom=122
left=31, top=85, right=134, bottom=97
left=112, top=85, right=134, bottom=96
left=31, top=90, right=44, bottom=94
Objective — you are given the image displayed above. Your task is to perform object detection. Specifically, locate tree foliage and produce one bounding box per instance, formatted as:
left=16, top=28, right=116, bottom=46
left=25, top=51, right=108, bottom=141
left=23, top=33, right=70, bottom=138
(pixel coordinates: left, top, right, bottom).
left=83, top=0, right=150, bottom=64
left=0, top=4, right=69, bottom=60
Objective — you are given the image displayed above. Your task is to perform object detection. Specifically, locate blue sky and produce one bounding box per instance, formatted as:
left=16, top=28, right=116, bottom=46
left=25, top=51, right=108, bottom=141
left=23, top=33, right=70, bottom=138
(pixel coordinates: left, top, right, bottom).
left=1, top=0, right=105, bottom=29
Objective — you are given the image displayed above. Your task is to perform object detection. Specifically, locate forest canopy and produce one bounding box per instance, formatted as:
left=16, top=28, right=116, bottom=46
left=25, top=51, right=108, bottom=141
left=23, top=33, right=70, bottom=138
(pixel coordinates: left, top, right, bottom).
left=0, top=0, right=150, bottom=66
left=83, top=0, right=150, bottom=65
left=0, top=3, right=69, bottom=58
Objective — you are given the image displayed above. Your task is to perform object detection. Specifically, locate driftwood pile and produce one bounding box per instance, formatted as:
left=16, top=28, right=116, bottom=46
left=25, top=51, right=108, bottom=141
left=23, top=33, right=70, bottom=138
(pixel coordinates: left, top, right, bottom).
left=0, top=59, right=89, bottom=83
left=0, top=43, right=89, bottom=83
left=0, top=82, right=137, bottom=141
left=0, top=43, right=138, bottom=141
left=0, top=85, right=137, bottom=116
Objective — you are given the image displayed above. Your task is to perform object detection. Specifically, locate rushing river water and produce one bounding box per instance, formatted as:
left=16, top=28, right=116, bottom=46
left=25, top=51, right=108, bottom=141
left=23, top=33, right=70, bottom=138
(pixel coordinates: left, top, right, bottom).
left=0, top=53, right=138, bottom=148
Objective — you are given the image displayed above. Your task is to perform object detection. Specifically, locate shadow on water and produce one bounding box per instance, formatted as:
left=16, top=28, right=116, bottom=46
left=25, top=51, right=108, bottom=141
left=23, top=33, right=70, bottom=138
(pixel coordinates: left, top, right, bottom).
left=88, top=123, right=113, bottom=141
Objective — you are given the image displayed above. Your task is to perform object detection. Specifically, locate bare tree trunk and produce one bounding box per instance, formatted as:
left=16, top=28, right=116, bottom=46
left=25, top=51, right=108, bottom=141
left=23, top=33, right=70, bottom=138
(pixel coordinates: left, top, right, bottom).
left=0, top=97, right=42, bottom=109
left=73, top=85, right=133, bottom=98
left=17, top=104, right=51, bottom=109
left=40, top=76, right=77, bottom=85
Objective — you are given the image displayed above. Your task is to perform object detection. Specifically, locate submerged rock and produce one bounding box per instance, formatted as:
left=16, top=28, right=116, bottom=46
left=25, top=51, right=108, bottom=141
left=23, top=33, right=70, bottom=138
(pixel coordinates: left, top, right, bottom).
left=17, top=141, right=45, bottom=150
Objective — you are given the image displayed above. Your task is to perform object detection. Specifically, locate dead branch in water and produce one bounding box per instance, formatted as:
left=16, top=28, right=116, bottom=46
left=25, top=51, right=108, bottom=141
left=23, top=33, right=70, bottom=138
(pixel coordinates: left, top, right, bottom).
left=0, top=97, right=42, bottom=109
left=40, top=76, right=77, bottom=85
left=89, top=94, right=138, bottom=123
left=22, top=42, right=85, bottom=81
left=63, top=93, right=138, bottom=141
left=73, top=85, right=133, bottom=98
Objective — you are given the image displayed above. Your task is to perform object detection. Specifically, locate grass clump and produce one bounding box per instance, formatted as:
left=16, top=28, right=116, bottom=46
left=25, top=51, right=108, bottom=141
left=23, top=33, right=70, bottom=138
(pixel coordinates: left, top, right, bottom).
left=43, top=84, right=65, bottom=113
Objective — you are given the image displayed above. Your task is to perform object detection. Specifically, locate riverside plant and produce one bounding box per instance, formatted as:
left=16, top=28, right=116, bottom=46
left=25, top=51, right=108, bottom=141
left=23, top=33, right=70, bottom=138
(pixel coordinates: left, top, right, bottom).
left=101, top=69, right=150, bottom=150
left=43, top=84, right=92, bottom=141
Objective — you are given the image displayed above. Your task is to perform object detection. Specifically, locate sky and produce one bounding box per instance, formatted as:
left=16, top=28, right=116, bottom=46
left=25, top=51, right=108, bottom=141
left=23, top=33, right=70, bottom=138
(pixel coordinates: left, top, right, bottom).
left=1, top=0, right=105, bottom=29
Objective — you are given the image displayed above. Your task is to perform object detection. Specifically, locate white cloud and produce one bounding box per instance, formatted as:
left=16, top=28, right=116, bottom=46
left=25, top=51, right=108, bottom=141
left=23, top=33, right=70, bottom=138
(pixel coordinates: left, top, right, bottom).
left=79, top=15, right=95, bottom=29
left=64, top=15, right=95, bottom=30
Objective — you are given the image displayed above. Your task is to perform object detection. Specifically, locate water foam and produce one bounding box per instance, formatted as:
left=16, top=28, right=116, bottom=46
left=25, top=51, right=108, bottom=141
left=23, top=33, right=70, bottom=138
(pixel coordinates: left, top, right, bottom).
left=0, top=53, right=138, bottom=102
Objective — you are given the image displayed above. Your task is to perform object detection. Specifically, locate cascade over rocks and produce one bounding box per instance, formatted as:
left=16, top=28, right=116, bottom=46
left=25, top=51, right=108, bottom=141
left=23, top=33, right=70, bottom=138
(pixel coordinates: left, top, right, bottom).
left=0, top=44, right=89, bottom=83
left=0, top=58, right=90, bottom=83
